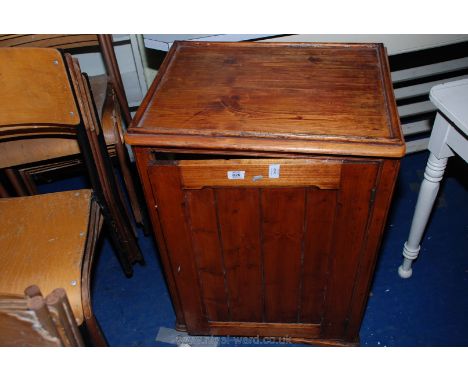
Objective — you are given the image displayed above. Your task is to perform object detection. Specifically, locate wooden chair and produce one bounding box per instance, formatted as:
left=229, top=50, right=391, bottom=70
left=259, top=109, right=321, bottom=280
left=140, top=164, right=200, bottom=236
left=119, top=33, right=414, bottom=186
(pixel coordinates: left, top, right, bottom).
left=0, top=34, right=148, bottom=232
left=0, top=191, right=105, bottom=346
left=0, top=34, right=131, bottom=124
left=0, top=47, right=143, bottom=276
left=0, top=288, right=85, bottom=347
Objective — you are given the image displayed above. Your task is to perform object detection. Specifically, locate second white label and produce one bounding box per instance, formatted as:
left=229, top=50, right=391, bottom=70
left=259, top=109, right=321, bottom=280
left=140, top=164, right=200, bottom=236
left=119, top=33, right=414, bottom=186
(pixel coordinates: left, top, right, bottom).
left=268, top=164, right=280, bottom=178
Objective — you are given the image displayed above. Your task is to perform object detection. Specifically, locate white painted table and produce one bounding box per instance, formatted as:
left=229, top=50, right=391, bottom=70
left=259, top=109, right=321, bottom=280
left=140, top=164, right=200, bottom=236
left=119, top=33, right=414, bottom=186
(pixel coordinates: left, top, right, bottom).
left=399, top=79, right=468, bottom=278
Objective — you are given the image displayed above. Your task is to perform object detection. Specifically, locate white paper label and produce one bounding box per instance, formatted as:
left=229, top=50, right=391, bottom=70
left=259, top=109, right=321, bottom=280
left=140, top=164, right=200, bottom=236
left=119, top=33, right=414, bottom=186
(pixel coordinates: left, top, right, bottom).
left=268, top=164, right=280, bottom=178
left=227, top=170, right=245, bottom=180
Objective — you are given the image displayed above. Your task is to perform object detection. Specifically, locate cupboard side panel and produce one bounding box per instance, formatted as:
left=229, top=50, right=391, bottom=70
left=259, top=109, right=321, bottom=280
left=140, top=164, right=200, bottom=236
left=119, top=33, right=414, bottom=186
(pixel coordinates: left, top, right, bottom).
left=321, top=162, right=379, bottom=339
left=216, top=188, right=264, bottom=322
left=148, top=164, right=208, bottom=333
left=262, top=188, right=306, bottom=323
left=345, top=159, right=400, bottom=341
left=185, top=189, right=230, bottom=322
left=134, top=149, right=186, bottom=329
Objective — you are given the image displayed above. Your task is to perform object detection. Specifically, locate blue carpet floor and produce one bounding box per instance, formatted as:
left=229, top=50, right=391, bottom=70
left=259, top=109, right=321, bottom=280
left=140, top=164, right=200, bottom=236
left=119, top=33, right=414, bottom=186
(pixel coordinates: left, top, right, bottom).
left=38, top=150, right=468, bottom=346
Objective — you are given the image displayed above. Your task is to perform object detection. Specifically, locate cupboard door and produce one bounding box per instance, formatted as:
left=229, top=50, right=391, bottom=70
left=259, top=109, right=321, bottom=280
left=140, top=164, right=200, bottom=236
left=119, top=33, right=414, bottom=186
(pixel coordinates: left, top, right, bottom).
left=148, top=158, right=379, bottom=339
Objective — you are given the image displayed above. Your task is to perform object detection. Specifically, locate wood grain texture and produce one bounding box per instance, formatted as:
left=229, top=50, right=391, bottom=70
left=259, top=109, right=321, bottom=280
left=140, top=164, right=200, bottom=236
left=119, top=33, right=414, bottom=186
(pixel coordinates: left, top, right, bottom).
left=126, top=132, right=404, bottom=158
left=215, top=188, right=263, bottom=322
left=185, top=188, right=230, bottom=321
left=209, top=321, right=320, bottom=338
left=300, top=189, right=337, bottom=323
left=148, top=164, right=208, bottom=332
left=0, top=48, right=79, bottom=128
left=68, top=54, right=142, bottom=271
left=127, top=41, right=404, bottom=158
left=262, top=188, right=305, bottom=323
left=0, top=294, right=62, bottom=347
left=128, top=42, right=404, bottom=343
left=0, top=34, right=99, bottom=49
left=344, top=159, right=400, bottom=342
left=142, top=157, right=396, bottom=341
left=0, top=138, right=80, bottom=168
left=0, top=34, right=132, bottom=127
left=0, top=190, right=92, bottom=324
left=0, top=287, right=88, bottom=346
left=133, top=148, right=186, bottom=328
left=80, top=198, right=107, bottom=346
left=0, top=72, right=117, bottom=169
left=179, top=158, right=341, bottom=189
left=321, top=162, right=379, bottom=339
left=0, top=47, right=140, bottom=280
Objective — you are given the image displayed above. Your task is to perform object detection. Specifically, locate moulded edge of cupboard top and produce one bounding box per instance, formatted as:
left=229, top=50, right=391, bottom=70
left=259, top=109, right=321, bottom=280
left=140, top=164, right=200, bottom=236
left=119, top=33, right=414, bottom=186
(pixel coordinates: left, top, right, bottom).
left=126, top=41, right=405, bottom=159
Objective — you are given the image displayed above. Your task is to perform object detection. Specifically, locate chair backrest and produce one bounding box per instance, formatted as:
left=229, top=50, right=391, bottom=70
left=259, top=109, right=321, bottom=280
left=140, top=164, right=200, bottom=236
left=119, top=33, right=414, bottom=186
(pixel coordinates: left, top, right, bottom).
left=0, top=34, right=132, bottom=125
left=0, top=286, right=84, bottom=346
left=0, top=48, right=79, bottom=130
left=0, top=47, right=105, bottom=155
left=0, top=34, right=100, bottom=49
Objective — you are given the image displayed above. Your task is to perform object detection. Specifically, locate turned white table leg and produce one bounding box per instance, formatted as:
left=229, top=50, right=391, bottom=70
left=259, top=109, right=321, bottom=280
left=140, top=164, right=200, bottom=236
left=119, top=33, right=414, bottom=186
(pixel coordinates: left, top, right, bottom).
left=398, top=153, right=448, bottom=278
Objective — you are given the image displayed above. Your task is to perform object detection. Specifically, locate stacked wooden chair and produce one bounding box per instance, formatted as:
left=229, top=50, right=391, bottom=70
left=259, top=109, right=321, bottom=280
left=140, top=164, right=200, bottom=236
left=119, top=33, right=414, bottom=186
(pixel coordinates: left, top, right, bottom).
left=0, top=34, right=131, bottom=124
left=0, top=46, right=151, bottom=345
left=1, top=286, right=87, bottom=347
left=0, top=34, right=148, bottom=232
left=0, top=191, right=103, bottom=346
left=0, top=47, right=143, bottom=276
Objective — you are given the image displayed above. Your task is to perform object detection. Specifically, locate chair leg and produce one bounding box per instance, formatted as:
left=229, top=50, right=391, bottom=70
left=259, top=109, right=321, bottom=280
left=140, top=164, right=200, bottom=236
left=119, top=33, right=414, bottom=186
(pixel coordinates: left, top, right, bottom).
left=115, top=140, right=143, bottom=225
left=69, top=54, right=144, bottom=276
left=84, top=315, right=108, bottom=346
left=46, top=288, right=85, bottom=346
left=103, top=207, right=137, bottom=276
left=115, top=138, right=152, bottom=236
left=80, top=199, right=108, bottom=347
left=98, top=34, right=132, bottom=126
left=111, top=87, right=151, bottom=235
left=107, top=199, right=144, bottom=265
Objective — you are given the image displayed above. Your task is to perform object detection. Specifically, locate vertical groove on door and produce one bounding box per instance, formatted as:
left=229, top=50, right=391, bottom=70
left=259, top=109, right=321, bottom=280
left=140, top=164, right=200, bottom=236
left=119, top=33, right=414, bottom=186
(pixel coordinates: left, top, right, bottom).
left=297, top=188, right=308, bottom=323
left=213, top=189, right=232, bottom=321
left=258, top=188, right=266, bottom=323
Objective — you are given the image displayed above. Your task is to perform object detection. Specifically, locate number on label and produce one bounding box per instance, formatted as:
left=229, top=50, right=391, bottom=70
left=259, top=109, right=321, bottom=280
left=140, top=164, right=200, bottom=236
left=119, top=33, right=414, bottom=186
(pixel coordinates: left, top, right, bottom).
left=227, top=171, right=245, bottom=180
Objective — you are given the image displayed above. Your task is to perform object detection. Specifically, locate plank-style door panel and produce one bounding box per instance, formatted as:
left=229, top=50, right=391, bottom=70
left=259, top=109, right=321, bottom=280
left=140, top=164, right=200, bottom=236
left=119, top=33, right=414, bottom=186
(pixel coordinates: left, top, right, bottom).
left=262, top=188, right=305, bottom=323
left=185, top=188, right=230, bottom=322
left=300, top=189, right=338, bottom=323
left=148, top=158, right=380, bottom=338
left=215, top=188, right=263, bottom=322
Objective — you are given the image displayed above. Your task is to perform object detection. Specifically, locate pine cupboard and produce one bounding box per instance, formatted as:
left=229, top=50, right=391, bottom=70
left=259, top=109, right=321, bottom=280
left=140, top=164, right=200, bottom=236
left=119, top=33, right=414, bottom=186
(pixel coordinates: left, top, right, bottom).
left=126, top=41, right=405, bottom=345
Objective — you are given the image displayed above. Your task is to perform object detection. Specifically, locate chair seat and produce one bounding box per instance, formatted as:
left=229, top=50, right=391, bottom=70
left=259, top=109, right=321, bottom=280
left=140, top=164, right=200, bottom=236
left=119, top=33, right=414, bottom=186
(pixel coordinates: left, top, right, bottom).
left=0, top=189, right=94, bottom=324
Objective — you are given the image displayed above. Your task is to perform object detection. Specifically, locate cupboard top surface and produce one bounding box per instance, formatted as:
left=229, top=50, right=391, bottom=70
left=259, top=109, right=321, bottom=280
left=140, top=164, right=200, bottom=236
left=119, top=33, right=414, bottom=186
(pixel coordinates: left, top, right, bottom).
left=127, top=41, right=405, bottom=158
